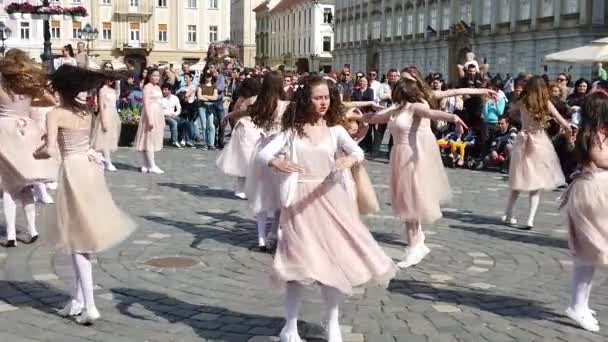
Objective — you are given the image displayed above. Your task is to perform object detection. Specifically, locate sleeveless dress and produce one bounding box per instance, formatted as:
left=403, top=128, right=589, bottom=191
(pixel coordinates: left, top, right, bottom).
left=389, top=105, right=451, bottom=224
left=134, top=84, right=164, bottom=152
left=0, top=81, right=56, bottom=195
left=91, top=86, right=121, bottom=152
left=259, top=126, right=397, bottom=295
left=561, top=169, right=608, bottom=265
left=46, top=128, right=136, bottom=253
left=509, top=108, right=565, bottom=191
left=244, top=101, right=290, bottom=213
left=216, top=96, right=263, bottom=177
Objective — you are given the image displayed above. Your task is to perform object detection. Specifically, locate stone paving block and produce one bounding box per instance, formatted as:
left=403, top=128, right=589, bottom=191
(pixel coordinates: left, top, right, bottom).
left=0, top=302, right=19, bottom=312
left=466, top=266, right=489, bottom=273
left=432, top=304, right=462, bottom=313
left=32, top=273, right=59, bottom=281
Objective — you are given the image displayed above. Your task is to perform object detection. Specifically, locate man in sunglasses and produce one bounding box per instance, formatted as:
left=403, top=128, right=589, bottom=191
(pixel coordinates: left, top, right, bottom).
left=367, top=69, right=381, bottom=103
left=556, top=73, right=571, bottom=102
left=337, top=69, right=354, bottom=101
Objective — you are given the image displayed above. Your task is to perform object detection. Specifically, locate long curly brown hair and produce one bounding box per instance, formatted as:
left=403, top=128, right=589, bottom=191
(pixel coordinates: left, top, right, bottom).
left=576, top=91, right=608, bottom=165
left=250, top=71, right=286, bottom=131
left=0, top=49, right=47, bottom=99
left=520, top=76, right=551, bottom=125
left=282, top=76, right=344, bottom=135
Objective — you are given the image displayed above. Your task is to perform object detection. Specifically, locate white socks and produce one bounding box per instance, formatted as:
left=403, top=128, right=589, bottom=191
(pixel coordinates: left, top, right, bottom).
left=504, top=190, right=520, bottom=219
left=22, top=194, right=38, bottom=238
left=404, top=221, right=424, bottom=248
left=571, top=263, right=595, bottom=313
left=3, top=192, right=17, bottom=241
left=321, top=286, right=343, bottom=342
left=72, top=254, right=98, bottom=315
left=281, top=282, right=303, bottom=338
left=256, top=211, right=268, bottom=247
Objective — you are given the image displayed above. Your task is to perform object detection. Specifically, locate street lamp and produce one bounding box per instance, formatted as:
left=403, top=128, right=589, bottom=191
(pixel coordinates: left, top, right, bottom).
left=0, top=22, right=12, bottom=57
left=80, top=23, right=99, bottom=56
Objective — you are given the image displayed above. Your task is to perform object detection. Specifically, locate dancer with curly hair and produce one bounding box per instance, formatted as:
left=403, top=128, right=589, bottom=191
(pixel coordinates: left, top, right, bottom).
left=0, top=49, right=57, bottom=247
left=34, top=65, right=136, bottom=324
left=258, top=76, right=396, bottom=342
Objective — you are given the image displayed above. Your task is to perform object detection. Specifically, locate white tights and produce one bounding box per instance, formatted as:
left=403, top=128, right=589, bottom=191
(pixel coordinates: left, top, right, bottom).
left=404, top=221, right=424, bottom=248
left=282, top=282, right=343, bottom=342
left=141, top=150, right=157, bottom=169
left=3, top=190, right=37, bottom=241
left=570, top=262, right=595, bottom=313
left=71, top=253, right=97, bottom=313
left=504, top=190, right=540, bottom=225
left=102, top=148, right=113, bottom=167
left=255, top=210, right=280, bottom=247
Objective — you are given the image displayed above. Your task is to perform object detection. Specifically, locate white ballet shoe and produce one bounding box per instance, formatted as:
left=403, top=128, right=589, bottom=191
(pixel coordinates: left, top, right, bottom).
left=75, top=307, right=101, bottom=325
left=140, top=167, right=149, bottom=173
left=234, top=191, right=247, bottom=200
left=58, top=300, right=83, bottom=317
left=326, top=322, right=343, bottom=342
left=590, top=308, right=597, bottom=316
left=397, top=244, right=431, bottom=269
left=501, top=215, right=517, bottom=225
left=106, top=163, right=117, bottom=172
left=148, top=166, right=165, bottom=174
left=279, top=327, right=302, bottom=342
left=566, top=307, right=600, bottom=332
left=46, top=182, right=58, bottom=190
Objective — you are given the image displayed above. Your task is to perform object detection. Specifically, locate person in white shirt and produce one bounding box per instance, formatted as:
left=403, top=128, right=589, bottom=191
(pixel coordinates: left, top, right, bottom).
left=161, top=83, right=192, bottom=148
left=367, top=69, right=382, bottom=103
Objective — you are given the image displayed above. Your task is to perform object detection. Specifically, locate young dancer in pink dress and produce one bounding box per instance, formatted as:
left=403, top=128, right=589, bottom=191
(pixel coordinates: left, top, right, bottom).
left=0, top=49, right=57, bottom=247
left=244, top=72, right=290, bottom=251
left=216, top=78, right=262, bottom=199
left=258, top=76, right=396, bottom=342
left=561, top=91, right=608, bottom=332
left=503, top=76, right=570, bottom=229
left=134, top=68, right=165, bottom=174
left=34, top=65, right=136, bottom=324
left=91, top=79, right=122, bottom=172
left=365, top=78, right=468, bottom=269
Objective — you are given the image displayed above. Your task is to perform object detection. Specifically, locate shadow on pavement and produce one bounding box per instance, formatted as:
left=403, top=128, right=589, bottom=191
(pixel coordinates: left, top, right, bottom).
left=442, top=211, right=504, bottom=226
left=157, top=182, right=237, bottom=200
left=111, top=287, right=327, bottom=341
left=448, top=224, right=568, bottom=249
left=110, top=161, right=142, bottom=172
left=142, top=210, right=257, bottom=250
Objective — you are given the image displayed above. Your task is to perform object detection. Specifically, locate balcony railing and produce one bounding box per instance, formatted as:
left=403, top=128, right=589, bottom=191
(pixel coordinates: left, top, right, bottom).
left=113, top=0, right=153, bottom=16
left=114, top=40, right=154, bottom=51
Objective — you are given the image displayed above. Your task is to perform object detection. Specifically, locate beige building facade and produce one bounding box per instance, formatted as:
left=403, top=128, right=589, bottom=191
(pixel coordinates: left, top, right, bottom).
left=231, top=0, right=264, bottom=67
left=1, top=0, right=230, bottom=70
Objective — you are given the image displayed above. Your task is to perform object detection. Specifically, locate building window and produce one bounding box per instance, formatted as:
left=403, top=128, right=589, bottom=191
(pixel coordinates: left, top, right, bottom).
left=187, top=25, right=197, bottom=42
left=461, top=0, right=472, bottom=22
left=563, top=0, right=577, bottom=14
left=158, top=24, right=167, bottom=42
left=430, top=6, right=438, bottom=30
left=442, top=6, right=450, bottom=30
left=209, top=25, right=218, bottom=42
left=187, top=0, right=197, bottom=8
left=129, top=23, right=141, bottom=44
left=20, top=22, right=30, bottom=39
left=72, top=21, right=82, bottom=39
left=385, top=16, right=392, bottom=37
left=102, top=0, right=111, bottom=4
left=396, top=16, right=403, bottom=36
left=158, top=0, right=167, bottom=7
left=322, top=36, right=331, bottom=52
left=102, top=22, right=111, bottom=40
left=519, top=0, right=531, bottom=20
left=323, top=8, right=332, bottom=24
left=51, top=20, right=61, bottom=39
left=500, top=0, right=511, bottom=22
left=406, top=13, right=413, bottom=34
left=372, top=20, right=380, bottom=39
left=417, top=11, right=424, bottom=33
left=363, top=21, right=368, bottom=39
left=355, top=22, right=361, bottom=41
left=540, top=0, right=554, bottom=17
left=208, top=0, right=217, bottom=9
left=130, top=0, right=138, bottom=6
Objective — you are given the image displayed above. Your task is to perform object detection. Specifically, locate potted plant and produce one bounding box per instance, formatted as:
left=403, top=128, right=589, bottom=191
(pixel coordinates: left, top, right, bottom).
left=48, top=5, right=63, bottom=21
left=4, top=3, right=20, bottom=20
left=118, top=105, right=142, bottom=147
left=19, top=2, right=35, bottom=19
left=67, top=6, right=88, bottom=19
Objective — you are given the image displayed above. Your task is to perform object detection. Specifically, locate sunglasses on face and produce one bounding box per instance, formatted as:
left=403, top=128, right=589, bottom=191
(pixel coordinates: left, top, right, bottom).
left=558, top=78, right=567, bottom=81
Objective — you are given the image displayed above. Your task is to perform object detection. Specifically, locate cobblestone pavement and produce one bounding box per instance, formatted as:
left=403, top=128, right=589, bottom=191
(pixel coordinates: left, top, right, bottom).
left=1, top=147, right=608, bottom=342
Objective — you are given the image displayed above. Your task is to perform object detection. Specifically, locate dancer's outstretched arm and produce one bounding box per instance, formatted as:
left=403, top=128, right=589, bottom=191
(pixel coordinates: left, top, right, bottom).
left=412, top=104, right=468, bottom=134
left=334, top=126, right=365, bottom=170
left=434, top=88, right=497, bottom=99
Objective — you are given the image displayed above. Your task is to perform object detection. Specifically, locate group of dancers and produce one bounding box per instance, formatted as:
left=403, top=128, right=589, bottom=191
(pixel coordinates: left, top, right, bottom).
left=0, top=48, right=607, bottom=338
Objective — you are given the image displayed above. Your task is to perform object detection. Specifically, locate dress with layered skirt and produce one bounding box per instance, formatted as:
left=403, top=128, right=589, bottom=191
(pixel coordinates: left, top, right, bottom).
left=216, top=116, right=263, bottom=177
left=561, top=169, right=608, bottom=265
left=134, top=84, right=164, bottom=152
left=258, top=125, right=397, bottom=295
left=45, top=128, right=135, bottom=253
left=388, top=104, right=451, bottom=224
left=509, top=108, right=565, bottom=191
left=91, top=85, right=121, bottom=152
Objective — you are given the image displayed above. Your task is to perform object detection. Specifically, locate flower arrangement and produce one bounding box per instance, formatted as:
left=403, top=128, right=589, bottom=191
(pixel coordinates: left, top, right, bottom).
left=66, top=6, right=88, bottom=17
left=18, top=2, right=35, bottom=13
left=4, top=3, right=20, bottom=14
left=46, top=5, right=64, bottom=14
left=119, top=105, right=142, bottom=125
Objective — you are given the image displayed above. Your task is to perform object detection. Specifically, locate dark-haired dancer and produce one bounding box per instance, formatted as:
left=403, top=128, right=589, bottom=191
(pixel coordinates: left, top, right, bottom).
left=245, top=72, right=290, bottom=251
left=91, top=77, right=122, bottom=172
left=0, top=49, right=57, bottom=247
left=134, top=68, right=165, bottom=174
left=503, top=76, right=570, bottom=229
left=259, top=76, right=396, bottom=342
left=216, top=78, right=262, bottom=199
left=34, top=65, right=135, bottom=324
left=561, top=92, right=608, bottom=332
left=365, top=78, right=467, bottom=269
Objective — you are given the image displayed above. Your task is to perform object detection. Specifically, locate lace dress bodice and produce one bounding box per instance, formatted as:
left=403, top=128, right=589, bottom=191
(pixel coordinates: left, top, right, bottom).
left=58, top=128, right=90, bottom=158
